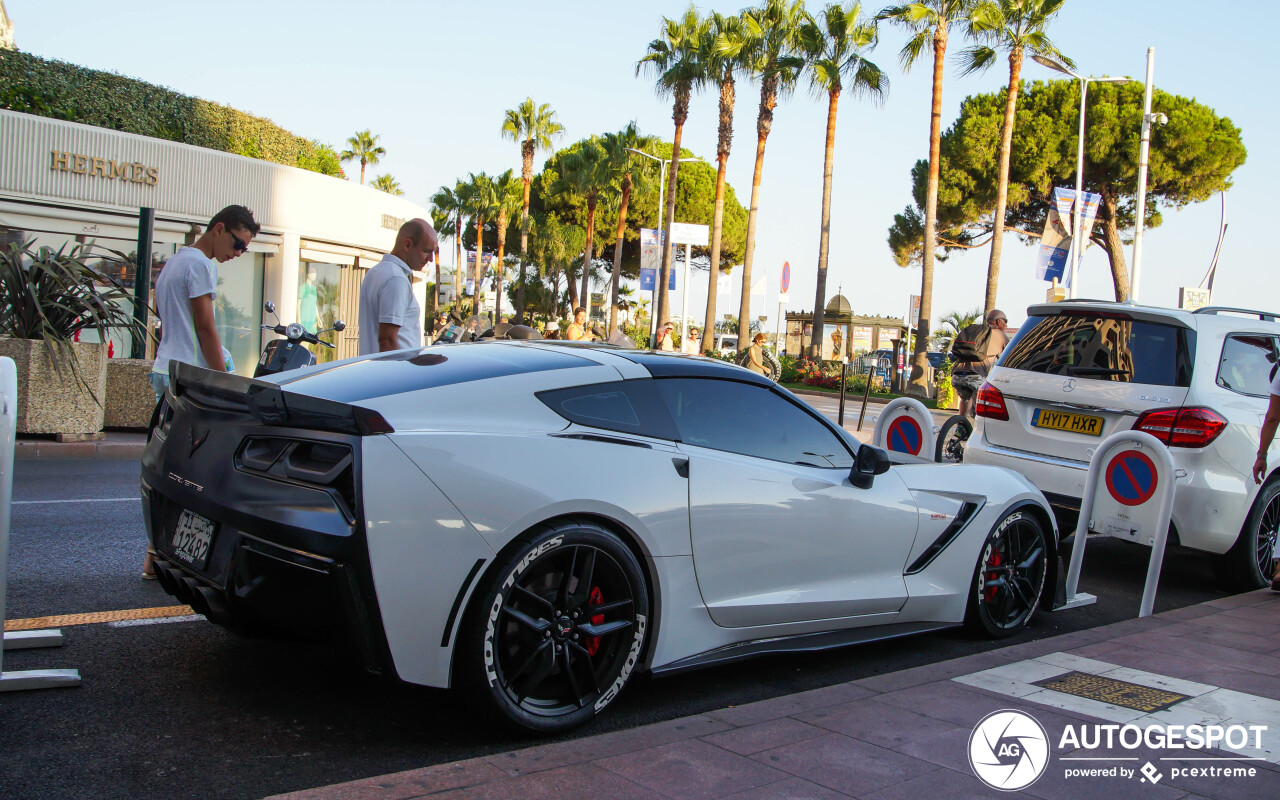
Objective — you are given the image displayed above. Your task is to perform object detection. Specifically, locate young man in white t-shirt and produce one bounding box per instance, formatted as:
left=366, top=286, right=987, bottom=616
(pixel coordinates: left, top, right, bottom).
left=150, top=204, right=261, bottom=399
left=144, top=205, right=258, bottom=580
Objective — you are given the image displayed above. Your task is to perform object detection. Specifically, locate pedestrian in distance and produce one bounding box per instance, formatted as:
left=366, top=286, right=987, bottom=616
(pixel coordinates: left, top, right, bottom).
left=358, top=218, right=438, bottom=355
left=682, top=326, right=702, bottom=355
left=746, top=332, right=769, bottom=375
left=655, top=321, right=676, bottom=351
left=144, top=204, right=260, bottom=579
left=950, top=309, right=1010, bottom=418
left=1252, top=370, right=1280, bottom=590
left=566, top=307, right=589, bottom=341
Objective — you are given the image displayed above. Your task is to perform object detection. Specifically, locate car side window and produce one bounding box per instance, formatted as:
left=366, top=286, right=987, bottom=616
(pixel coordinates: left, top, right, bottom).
left=655, top=377, right=854, bottom=468
left=1217, top=335, right=1279, bottom=397
left=537, top=379, right=680, bottom=440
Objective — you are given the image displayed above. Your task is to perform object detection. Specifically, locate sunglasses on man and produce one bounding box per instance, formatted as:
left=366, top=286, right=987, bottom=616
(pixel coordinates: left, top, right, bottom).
left=226, top=227, right=249, bottom=253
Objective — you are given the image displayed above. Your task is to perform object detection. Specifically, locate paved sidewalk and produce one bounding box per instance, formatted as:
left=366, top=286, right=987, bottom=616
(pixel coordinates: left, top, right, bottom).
left=14, top=430, right=147, bottom=459
left=268, top=590, right=1280, bottom=800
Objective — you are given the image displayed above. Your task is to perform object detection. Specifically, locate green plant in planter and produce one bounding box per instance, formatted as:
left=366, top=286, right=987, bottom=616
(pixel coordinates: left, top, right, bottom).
left=0, top=241, right=147, bottom=390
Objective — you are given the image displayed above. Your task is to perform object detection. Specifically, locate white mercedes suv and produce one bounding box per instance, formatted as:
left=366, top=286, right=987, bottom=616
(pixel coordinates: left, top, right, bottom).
left=966, top=300, right=1280, bottom=590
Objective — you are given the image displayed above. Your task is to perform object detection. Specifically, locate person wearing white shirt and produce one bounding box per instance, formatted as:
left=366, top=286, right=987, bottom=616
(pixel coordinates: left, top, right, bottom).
left=682, top=326, right=702, bottom=355
left=358, top=219, right=438, bottom=354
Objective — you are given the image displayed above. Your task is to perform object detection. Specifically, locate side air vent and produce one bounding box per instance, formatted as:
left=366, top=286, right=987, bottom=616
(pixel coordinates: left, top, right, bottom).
left=236, top=437, right=358, bottom=522
left=905, top=501, right=983, bottom=575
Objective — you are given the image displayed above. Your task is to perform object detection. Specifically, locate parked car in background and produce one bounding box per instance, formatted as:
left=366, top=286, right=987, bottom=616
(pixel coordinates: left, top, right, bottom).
left=966, top=300, right=1280, bottom=589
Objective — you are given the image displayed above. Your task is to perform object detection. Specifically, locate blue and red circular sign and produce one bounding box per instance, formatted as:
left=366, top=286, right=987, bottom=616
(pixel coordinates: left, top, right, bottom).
left=886, top=415, right=923, bottom=455
left=1105, top=450, right=1158, bottom=506
left=781, top=261, right=790, bottom=294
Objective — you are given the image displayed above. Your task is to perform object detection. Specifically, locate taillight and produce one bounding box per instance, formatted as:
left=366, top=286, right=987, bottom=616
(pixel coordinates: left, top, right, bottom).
left=1134, top=407, right=1227, bottom=448
left=975, top=382, right=1009, bottom=421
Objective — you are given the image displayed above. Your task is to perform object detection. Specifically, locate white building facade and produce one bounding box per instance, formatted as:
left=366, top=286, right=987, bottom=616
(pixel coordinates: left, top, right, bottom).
left=0, top=109, right=431, bottom=374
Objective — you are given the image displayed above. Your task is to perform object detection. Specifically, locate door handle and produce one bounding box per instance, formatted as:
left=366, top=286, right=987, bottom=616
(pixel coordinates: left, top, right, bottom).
left=672, top=457, right=689, bottom=478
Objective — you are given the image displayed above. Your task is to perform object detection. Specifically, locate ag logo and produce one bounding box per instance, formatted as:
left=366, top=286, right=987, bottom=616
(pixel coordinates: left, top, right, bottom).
left=968, top=709, right=1050, bottom=791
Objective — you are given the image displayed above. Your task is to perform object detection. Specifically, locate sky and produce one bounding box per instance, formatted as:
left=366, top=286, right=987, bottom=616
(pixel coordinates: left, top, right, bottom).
left=8, top=0, right=1276, bottom=330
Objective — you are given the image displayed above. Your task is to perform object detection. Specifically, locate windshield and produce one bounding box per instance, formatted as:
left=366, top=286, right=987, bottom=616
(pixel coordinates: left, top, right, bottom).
left=999, top=314, right=1194, bottom=387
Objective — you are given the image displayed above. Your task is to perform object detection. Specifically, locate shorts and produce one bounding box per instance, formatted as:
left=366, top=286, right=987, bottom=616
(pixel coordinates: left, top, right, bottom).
left=953, top=371, right=985, bottom=400
left=149, top=371, right=170, bottom=402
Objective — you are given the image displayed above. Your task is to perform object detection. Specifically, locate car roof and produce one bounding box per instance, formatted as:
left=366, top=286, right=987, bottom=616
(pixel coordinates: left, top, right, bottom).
left=1024, top=300, right=1280, bottom=333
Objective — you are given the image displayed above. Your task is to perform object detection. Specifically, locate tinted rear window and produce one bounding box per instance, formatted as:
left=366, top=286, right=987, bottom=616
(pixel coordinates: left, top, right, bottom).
left=1000, top=314, right=1193, bottom=387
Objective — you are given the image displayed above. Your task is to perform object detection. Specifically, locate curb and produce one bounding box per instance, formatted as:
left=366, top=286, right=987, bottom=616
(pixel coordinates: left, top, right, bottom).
left=15, top=436, right=147, bottom=460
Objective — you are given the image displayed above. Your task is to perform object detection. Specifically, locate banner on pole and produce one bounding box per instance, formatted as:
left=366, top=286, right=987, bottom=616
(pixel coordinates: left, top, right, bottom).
left=751, top=271, right=768, bottom=298
left=909, top=295, right=920, bottom=328
left=1037, top=187, right=1102, bottom=284
left=640, top=228, right=663, bottom=291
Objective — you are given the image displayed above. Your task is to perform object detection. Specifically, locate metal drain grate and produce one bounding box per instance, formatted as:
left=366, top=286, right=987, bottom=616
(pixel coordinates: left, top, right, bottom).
left=1032, top=670, right=1189, bottom=713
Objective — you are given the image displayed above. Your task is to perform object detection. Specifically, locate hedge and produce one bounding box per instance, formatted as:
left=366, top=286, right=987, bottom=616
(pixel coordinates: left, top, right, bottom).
left=0, top=49, right=343, bottom=177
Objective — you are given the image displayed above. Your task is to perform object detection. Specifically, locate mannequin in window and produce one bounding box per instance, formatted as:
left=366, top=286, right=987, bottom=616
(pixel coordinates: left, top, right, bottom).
left=299, top=266, right=319, bottom=332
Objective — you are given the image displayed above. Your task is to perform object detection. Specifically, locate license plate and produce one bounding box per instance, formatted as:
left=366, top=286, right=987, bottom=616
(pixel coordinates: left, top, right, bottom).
left=172, top=509, right=216, bottom=570
left=1032, top=408, right=1104, bottom=436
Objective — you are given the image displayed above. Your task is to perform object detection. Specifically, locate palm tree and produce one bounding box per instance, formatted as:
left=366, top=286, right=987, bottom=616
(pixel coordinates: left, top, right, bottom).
left=638, top=4, right=710, bottom=328
left=490, top=169, right=523, bottom=321
left=736, top=0, right=808, bottom=351
left=429, top=207, right=453, bottom=316
left=339, top=130, right=385, bottom=185
left=879, top=0, right=981, bottom=395
left=467, top=172, right=497, bottom=317
left=932, top=308, right=981, bottom=347
left=600, top=123, right=652, bottom=332
left=699, top=10, right=749, bottom=355
left=430, top=181, right=468, bottom=312
left=370, top=174, right=403, bottom=195
left=799, top=3, right=887, bottom=360
left=554, top=139, right=612, bottom=314
left=960, top=0, right=1069, bottom=316
left=501, top=99, right=564, bottom=323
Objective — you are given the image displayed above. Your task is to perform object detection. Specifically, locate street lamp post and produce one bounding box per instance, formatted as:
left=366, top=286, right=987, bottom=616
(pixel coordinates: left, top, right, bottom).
left=627, top=148, right=668, bottom=342
left=1033, top=55, right=1129, bottom=298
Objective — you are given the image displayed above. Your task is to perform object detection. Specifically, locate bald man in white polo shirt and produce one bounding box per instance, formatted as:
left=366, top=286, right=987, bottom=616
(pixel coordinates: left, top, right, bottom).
left=359, top=218, right=438, bottom=354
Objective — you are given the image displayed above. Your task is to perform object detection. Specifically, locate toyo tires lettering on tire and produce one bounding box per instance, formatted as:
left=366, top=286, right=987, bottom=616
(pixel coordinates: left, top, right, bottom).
left=466, top=522, right=649, bottom=733
left=484, top=534, right=564, bottom=686
left=966, top=509, right=1048, bottom=639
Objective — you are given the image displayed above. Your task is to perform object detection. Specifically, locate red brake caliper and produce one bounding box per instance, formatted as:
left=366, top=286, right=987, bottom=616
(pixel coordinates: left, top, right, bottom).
left=585, top=586, right=604, bottom=656
left=984, top=547, right=1003, bottom=603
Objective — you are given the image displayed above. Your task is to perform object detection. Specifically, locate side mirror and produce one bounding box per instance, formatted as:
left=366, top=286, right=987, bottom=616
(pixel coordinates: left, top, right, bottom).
left=333, top=320, right=346, bottom=332
left=264, top=301, right=276, bottom=314
left=850, top=445, right=891, bottom=489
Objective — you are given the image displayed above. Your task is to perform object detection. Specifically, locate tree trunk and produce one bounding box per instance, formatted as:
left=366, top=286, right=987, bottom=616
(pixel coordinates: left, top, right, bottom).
left=984, top=47, right=1023, bottom=317
left=474, top=215, right=485, bottom=317
left=360, top=160, right=366, bottom=185
left=658, top=112, right=686, bottom=328
left=517, top=142, right=534, bottom=324
left=739, top=77, right=777, bottom=351
left=810, top=89, right=840, bottom=361
left=909, top=23, right=949, bottom=398
left=567, top=261, right=579, bottom=311
left=495, top=210, right=508, bottom=321
left=454, top=211, right=464, bottom=314
left=1099, top=189, right=1130, bottom=301
left=703, top=70, right=735, bottom=356
left=580, top=196, right=596, bottom=316
left=610, top=176, right=632, bottom=332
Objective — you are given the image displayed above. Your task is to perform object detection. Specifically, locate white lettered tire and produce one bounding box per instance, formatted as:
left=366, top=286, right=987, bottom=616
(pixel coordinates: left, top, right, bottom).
left=463, top=520, right=649, bottom=733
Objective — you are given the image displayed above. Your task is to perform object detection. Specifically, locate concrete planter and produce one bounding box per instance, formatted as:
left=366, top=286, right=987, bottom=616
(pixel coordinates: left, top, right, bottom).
left=105, top=358, right=157, bottom=430
left=0, top=338, right=107, bottom=434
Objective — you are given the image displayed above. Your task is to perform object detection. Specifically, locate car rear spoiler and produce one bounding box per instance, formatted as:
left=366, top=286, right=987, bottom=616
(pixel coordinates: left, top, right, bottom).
left=1024, top=302, right=1193, bottom=330
left=169, top=362, right=394, bottom=435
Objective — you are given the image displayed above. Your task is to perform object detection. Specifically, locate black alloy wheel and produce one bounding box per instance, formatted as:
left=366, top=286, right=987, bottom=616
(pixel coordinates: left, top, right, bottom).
left=467, top=521, right=649, bottom=733
left=935, top=415, right=973, bottom=464
left=966, top=509, right=1048, bottom=638
left=1222, top=480, right=1280, bottom=591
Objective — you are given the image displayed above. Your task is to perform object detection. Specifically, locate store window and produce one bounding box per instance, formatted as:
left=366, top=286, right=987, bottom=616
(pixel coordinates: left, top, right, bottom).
left=215, top=250, right=265, bottom=376
left=298, top=261, right=341, bottom=364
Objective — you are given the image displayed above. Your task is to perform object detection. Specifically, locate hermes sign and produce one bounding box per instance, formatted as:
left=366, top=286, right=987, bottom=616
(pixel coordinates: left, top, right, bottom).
left=49, top=150, right=159, bottom=186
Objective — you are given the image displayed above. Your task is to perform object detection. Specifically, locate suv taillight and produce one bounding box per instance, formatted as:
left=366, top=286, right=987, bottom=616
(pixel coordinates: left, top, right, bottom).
left=975, top=382, right=1009, bottom=421
left=1134, top=407, right=1227, bottom=448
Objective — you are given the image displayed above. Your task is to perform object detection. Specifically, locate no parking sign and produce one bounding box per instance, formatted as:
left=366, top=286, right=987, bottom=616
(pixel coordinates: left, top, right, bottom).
left=871, top=398, right=935, bottom=461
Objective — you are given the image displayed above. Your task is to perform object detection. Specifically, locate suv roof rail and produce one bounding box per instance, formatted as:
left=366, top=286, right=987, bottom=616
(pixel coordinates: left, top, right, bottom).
left=1191, top=306, right=1280, bottom=322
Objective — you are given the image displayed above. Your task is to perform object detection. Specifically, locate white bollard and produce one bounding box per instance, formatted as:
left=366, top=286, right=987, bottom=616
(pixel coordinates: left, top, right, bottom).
left=1057, top=430, right=1177, bottom=618
left=871, top=397, right=936, bottom=461
left=0, top=356, right=81, bottom=691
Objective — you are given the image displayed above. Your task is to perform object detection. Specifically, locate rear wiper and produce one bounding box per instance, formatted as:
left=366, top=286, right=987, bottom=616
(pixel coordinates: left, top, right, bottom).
left=1067, top=366, right=1131, bottom=377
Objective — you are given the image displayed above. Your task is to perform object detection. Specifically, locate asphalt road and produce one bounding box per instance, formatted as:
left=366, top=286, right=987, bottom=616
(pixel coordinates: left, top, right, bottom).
left=0, top=449, right=1233, bottom=800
